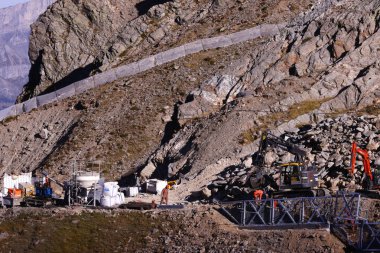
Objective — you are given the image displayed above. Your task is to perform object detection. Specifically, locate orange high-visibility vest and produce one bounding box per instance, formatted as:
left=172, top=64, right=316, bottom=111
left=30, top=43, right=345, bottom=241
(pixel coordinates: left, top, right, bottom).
left=254, top=190, right=264, bottom=200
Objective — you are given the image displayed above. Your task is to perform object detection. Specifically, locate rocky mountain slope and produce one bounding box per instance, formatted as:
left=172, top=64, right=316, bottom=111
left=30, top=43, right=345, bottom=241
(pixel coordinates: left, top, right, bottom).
left=139, top=0, right=380, bottom=200
left=0, top=0, right=379, bottom=204
left=0, top=0, right=55, bottom=109
left=1, top=0, right=315, bottom=181
left=0, top=1, right=378, bottom=252
left=17, top=0, right=313, bottom=101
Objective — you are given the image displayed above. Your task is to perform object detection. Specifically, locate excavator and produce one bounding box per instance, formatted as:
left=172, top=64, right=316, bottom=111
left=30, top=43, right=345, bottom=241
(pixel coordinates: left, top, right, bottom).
left=351, top=142, right=380, bottom=197
left=251, top=131, right=327, bottom=198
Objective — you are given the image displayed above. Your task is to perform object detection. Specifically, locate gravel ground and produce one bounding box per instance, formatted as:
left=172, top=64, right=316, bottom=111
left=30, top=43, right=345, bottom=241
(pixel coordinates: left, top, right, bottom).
left=0, top=205, right=345, bottom=253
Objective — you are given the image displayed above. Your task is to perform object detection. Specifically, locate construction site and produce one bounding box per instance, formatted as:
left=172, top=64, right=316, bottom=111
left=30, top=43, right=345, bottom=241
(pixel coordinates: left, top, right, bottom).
left=1, top=0, right=380, bottom=252
left=0, top=121, right=379, bottom=252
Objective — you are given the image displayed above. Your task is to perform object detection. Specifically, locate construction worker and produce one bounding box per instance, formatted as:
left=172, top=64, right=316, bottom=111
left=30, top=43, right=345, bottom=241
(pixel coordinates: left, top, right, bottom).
left=160, top=185, right=169, bottom=205
left=253, top=189, right=264, bottom=202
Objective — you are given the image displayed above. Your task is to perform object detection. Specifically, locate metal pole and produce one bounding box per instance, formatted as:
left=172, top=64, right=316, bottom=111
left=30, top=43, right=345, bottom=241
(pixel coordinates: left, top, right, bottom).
left=270, top=199, right=274, bottom=225
left=334, top=191, right=339, bottom=220
left=68, top=184, right=71, bottom=207
left=356, top=194, right=361, bottom=221
left=242, top=201, right=246, bottom=226
left=75, top=161, right=78, bottom=203
left=93, top=183, right=96, bottom=207
left=301, top=198, right=305, bottom=224
left=359, top=220, right=364, bottom=250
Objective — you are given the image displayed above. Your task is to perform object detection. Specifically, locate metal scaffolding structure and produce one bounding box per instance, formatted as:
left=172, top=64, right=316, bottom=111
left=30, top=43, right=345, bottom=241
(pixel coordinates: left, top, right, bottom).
left=220, top=192, right=361, bottom=228
left=65, top=159, right=103, bottom=207
left=333, top=220, right=380, bottom=252
left=219, top=192, right=380, bottom=251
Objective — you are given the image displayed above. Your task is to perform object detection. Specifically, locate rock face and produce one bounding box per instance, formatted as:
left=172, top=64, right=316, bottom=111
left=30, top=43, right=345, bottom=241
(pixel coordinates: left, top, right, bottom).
left=177, top=75, right=241, bottom=125
left=138, top=0, right=380, bottom=200
left=17, top=0, right=216, bottom=101
left=4, top=0, right=380, bottom=205
left=17, top=0, right=310, bottom=101
left=17, top=0, right=142, bottom=101
left=0, top=0, right=55, bottom=109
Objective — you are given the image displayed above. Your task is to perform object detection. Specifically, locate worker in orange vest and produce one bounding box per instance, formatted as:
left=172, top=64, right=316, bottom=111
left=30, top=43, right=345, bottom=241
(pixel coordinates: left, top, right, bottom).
left=253, top=189, right=264, bottom=202
left=160, top=185, right=169, bottom=205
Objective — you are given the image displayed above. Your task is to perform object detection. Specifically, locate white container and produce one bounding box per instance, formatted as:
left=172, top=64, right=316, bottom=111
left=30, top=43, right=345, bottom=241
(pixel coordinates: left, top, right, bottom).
left=75, top=172, right=100, bottom=188
left=100, top=192, right=125, bottom=207
left=125, top=187, right=139, bottom=197
left=103, top=182, right=120, bottom=197
left=146, top=179, right=167, bottom=194
left=115, top=192, right=125, bottom=205
left=100, top=195, right=116, bottom=207
left=3, top=173, right=32, bottom=195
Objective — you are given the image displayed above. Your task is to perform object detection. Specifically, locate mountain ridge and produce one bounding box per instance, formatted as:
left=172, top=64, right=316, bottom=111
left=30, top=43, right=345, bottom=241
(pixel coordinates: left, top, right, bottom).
left=0, top=0, right=55, bottom=109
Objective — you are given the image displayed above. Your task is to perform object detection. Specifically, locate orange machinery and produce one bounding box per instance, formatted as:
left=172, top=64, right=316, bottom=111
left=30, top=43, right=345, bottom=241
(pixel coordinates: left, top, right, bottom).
left=7, top=188, right=23, bottom=198
left=351, top=142, right=380, bottom=191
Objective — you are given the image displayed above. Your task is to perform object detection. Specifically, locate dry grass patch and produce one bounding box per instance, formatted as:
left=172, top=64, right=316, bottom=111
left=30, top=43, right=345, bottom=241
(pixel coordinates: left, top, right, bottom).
left=238, top=98, right=331, bottom=145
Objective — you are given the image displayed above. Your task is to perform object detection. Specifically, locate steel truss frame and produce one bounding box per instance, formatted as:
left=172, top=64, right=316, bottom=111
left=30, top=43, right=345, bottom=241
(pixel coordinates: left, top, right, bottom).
left=219, top=192, right=380, bottom=251
left=332, top=221, right=380, bottom=252
left=220, top=192, right=360, bottom=228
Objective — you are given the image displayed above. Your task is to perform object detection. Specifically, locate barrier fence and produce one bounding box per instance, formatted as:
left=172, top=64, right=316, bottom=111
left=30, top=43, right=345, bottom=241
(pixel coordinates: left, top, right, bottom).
left=0, top=0, right=342, bottom=122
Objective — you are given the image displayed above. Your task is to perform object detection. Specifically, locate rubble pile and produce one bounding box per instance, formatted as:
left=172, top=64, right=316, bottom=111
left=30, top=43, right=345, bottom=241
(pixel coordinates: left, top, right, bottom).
left=206, top=163, right=256, bottom=200
left=206, top=115, right=380, bottom=201
left=287, top=115, right=380, bottom=191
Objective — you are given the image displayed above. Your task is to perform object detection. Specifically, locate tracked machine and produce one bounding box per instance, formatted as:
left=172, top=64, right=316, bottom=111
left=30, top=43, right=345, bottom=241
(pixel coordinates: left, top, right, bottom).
left=351, top=142, right=380, bottom=198
left=251, top=131, right=328, bottom=198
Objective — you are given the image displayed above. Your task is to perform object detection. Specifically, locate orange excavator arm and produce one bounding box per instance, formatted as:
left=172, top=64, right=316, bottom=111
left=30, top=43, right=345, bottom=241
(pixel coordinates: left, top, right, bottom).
left=351, top=142, right=373, bottom=181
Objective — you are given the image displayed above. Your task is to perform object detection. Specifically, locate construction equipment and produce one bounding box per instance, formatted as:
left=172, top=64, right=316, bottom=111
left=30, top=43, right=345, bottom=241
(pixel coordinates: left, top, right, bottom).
left=252, top=131, right=325, bottom=198
left=41, top=171, right=65, bottom=189
left=351, top=142, right=380, bottom=195
left=23, top=176, right=54, bottom=207
left=167, top=179, right=181, bottom=190
left=1, top=173, right=33, bottom=207
left=2, top=188, right=24, bottom=207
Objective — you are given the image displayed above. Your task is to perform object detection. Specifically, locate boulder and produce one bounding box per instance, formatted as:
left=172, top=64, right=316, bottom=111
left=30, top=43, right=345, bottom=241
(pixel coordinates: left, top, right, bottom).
left=201, top=187, right=212, bottom=199
left=37, top=128, right=50, bottom=140
left=243, top=156, right=252, bottom=168
left=140, top=161, right=156, bottom=181
left=177, top=75, right=240, bottom=125
left=366, top=138, right=380, bottom=151
left=264, top=151, right=278, bottom=166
